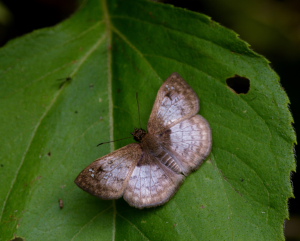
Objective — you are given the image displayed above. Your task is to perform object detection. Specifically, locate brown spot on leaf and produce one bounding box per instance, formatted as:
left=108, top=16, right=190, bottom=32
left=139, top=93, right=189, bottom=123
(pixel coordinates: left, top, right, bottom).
left=59, top=199, right=64, bottom=209
left=10, top=237, right=24, bottom=241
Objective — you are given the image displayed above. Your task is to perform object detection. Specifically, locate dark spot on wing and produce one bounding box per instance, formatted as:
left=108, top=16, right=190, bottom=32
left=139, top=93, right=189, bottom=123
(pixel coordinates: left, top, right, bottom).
left=165, top=92, right=173, bottom=100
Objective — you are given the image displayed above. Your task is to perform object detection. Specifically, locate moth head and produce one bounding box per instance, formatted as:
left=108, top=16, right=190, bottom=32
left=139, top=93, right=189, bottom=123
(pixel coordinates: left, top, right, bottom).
left=131, top=128, right=147, bottom=142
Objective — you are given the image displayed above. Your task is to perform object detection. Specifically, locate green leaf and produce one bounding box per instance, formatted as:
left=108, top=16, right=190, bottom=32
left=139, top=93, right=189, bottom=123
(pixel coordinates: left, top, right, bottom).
left=0, top=0, right=295, bottom=240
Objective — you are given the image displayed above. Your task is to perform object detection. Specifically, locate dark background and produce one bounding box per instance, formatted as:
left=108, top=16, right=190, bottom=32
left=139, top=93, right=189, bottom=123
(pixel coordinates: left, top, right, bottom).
left=1, top=0, right=298, bottom=239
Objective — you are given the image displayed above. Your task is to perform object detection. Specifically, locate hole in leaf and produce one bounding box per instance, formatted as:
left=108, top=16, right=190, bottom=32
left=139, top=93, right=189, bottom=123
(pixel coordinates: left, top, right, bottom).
left=226, top=75, right=250, bottom=94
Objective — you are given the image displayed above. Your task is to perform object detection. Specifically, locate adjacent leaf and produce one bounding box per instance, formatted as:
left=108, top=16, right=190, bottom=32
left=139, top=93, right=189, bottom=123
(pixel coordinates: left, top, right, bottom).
left=0, top=0, right=295, bottom=240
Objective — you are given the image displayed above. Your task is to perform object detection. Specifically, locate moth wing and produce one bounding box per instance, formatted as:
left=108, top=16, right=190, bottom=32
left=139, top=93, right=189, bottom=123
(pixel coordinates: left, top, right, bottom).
left=162, top=115, right=212, bottom=175
left=148, top=73, right=200, bottom=133
left=75, top=143, right=142, bottom=199
left=123, top=153, right=185, bottom=209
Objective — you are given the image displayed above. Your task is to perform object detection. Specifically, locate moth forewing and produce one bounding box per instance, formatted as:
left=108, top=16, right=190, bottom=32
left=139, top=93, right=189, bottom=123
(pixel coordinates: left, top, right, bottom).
left=148, top=72, right=200, bottom=133
left=75, top=144, right=142, bottom=199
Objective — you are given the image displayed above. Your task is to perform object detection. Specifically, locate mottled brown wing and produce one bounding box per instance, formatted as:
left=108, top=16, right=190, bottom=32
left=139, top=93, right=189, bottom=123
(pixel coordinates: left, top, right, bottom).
left=148, top=73, right=199, bottom=134
left=75, top=144, right=142, bottom=199
left=162, top=115, right=212, bottom=175
left=123, top=153, right=185, bottom=209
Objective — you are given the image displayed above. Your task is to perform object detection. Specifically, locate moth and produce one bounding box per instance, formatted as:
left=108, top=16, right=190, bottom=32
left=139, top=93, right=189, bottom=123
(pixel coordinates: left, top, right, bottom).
left=75, top=72, right=212, bottom=209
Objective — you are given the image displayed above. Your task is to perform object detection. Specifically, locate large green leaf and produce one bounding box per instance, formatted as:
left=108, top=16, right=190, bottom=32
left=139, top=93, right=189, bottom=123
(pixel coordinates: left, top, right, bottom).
left=0, top=0, right=295, bottom=240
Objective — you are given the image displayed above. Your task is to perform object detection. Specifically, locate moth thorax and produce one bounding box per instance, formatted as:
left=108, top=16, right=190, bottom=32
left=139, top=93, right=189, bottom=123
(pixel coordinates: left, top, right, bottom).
left=132, top=128, right=147, bottom=142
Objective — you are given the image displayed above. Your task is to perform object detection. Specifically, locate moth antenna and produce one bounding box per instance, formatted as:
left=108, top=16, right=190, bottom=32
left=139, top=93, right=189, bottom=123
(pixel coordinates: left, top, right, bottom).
left=97, top=136, right=132, bottom=146
left=136, top=92, right=142, bottom=128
